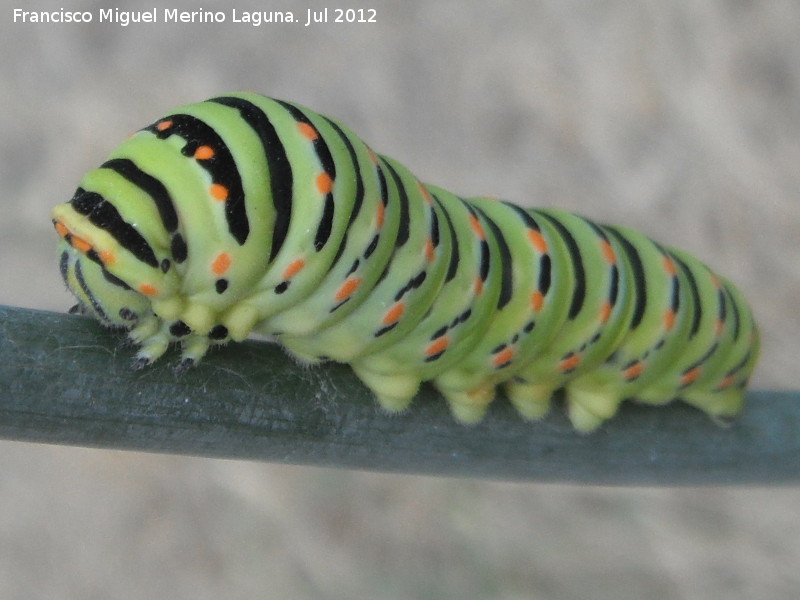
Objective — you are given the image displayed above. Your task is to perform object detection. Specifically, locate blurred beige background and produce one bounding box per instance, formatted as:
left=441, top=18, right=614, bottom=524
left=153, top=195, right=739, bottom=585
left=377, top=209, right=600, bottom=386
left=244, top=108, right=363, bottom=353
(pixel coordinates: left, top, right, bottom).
left=1, top=1, right=799, bottom=597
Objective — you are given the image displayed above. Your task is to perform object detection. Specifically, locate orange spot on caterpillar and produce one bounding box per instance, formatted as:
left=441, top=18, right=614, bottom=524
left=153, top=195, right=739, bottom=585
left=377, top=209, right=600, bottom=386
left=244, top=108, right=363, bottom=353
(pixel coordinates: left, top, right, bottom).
left=664, top=309, right=676, bottom=331
left=282, top=258, right=305, bottom=279
left=680, top=367, right=701, bottom=386
left=71, top=235, right=92, bottom=254
left=601, top=240, right=616, bottom=264
left=298, top=122, right=318, bottom=140
left=98, top=250, right=116, bottom=265
left=559, top=353, right=581, bottom=372
left=425, top=239, right=435, bottom=262
left=492, top=346, right=515, bottom=368
left=54, top=221, right=70, bottom=238
left=210, top=183, right=229, bottom=201
left=194, top=145, right=215, bottom=160
left=211, top=252, right=232, bottom=276
left=474, top=277, right=484, bottom=295
left=316, top=173, right=334, bottom=195
left=376, top=202, right=386, bottom=227
left=139, top=283, right=158, bottom=297
left=528, top=230, right=547, bottom=253
left=717, top=374, right=736, bottom=390
left=530, top=290, right=544, bottom=312
left=156, top=120, right=173, bottom=132
left=716, top=319, right=725, bottom=335
left=419, top=183, right=433, bottom=204
left=599, top=301, right=612, bottom=323
left=382, top=302, right=405, bottom=326
left=469, top=215, right=485, bottom=239
left=663, top=255, right=677, bottom=276
left=623, top=362, right=645, bottom=380
left=334, top=277, right=361, bottom=301
left=425, top=336, right=449, bottom=357
left=368, top=149, right=379, bottom=164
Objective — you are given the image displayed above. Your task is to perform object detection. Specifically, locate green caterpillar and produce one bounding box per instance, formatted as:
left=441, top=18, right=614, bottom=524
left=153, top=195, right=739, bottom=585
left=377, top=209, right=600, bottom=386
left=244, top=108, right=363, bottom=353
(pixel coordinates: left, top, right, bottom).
left=52, top=92, right=760, bottom=432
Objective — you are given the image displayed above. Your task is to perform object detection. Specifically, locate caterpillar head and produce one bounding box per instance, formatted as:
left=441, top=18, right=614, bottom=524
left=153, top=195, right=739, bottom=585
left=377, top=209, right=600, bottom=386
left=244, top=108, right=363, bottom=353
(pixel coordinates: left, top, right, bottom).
left=54, top=218, right=152, bottom=330
left=51, top=179, right=179, bottom=331
left=52, top=181, right=238, bottom=366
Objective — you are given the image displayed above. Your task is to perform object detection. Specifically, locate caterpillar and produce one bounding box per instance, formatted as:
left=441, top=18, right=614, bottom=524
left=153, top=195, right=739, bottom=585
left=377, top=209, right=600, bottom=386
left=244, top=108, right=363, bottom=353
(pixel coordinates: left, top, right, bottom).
left=52, top=92, right=760, bottom=432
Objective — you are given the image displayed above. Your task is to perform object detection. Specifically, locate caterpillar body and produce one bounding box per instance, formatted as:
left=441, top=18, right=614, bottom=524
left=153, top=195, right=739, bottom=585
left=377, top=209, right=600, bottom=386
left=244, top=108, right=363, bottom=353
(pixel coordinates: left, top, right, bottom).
left=52, top=93, right=760, bottom=432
